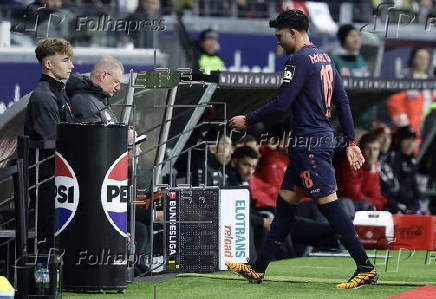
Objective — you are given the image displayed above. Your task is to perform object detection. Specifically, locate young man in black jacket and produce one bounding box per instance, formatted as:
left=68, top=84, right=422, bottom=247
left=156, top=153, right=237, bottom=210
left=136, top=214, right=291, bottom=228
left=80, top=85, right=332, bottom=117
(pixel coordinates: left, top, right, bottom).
left=24, top=37, right=75, bottom=251
left=25, top=38, right=75, bottom=140
left=66, top=56, right=123, bottom=124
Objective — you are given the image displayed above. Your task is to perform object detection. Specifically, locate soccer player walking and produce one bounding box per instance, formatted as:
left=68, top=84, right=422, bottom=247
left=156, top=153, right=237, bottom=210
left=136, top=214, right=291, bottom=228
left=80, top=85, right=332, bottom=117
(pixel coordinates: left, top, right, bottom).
left=226, top=10, right=378, bottom=289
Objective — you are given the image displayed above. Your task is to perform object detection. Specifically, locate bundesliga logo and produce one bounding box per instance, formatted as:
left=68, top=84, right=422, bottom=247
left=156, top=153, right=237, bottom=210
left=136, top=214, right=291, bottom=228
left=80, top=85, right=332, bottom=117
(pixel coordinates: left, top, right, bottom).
left=101, top=152, right=128, bottom=237
left=55, top=152, right=80, bottom=237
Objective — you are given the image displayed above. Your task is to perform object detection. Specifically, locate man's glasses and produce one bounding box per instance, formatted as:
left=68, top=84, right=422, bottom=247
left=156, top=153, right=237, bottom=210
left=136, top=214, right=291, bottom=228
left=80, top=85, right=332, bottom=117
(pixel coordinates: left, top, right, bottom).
left=105, top=71, right=121, bottom=85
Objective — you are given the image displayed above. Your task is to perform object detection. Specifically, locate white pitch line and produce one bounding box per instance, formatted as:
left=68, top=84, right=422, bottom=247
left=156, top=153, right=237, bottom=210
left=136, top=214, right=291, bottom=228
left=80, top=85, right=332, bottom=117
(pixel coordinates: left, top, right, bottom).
left=291, top=266, right=336, bottom=269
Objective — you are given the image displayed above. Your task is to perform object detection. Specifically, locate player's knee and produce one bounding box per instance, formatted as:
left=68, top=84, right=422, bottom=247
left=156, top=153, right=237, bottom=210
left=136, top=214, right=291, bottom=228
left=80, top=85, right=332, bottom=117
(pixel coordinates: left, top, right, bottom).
left=279, top=189, right=300, bottom=205
left=316, top=192, right=338, bottom=205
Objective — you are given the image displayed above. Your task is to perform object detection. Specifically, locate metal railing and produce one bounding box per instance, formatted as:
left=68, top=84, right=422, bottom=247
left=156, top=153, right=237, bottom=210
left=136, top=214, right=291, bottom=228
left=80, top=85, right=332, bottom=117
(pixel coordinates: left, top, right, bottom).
left=0, top=136, right=28, bottom=284
left=122, top=69, right=229, bottom=276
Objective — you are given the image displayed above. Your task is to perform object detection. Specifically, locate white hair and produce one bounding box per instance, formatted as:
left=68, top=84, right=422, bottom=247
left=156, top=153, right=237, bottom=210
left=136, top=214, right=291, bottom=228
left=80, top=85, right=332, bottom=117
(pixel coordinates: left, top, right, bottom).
left=91, top=56, right=124, bottom=77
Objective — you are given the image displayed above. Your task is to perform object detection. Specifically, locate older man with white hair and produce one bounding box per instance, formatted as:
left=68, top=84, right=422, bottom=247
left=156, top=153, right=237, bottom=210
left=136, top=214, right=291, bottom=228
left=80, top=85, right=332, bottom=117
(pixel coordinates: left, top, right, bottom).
left=66, top=56, right=124, bottom=124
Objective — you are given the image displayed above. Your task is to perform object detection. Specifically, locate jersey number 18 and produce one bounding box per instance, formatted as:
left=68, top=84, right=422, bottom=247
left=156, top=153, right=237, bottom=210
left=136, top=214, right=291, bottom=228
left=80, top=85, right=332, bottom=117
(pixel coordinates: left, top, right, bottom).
left=320, top=64, right=333, bottom=118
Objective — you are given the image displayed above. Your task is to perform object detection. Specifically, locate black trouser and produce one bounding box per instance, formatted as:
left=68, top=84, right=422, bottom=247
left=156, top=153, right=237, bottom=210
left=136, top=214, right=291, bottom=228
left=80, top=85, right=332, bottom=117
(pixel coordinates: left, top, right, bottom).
left=29, top=177, right=55, bottom=253
left=29, top=150, right=55, bottom=253
left=134, top=221, right=150, bottom=272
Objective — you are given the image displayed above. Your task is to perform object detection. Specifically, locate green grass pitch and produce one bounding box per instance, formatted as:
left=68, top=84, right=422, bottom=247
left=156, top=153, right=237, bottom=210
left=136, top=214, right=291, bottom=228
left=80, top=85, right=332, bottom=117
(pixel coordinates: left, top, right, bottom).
left=64, top=250, right=436, bottom=299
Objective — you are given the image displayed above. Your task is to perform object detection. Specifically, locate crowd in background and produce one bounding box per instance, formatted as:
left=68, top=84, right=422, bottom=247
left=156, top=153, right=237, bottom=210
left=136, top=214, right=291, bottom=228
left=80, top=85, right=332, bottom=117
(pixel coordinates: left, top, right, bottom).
left=1, top=0, right=436, bottom=47
left=2, top=0, right=436, bottom=20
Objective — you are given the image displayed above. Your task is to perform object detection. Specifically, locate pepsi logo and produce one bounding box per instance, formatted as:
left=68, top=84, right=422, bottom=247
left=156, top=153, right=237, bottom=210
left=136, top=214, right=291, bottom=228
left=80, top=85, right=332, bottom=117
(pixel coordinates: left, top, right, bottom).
left=101, top=152, right=128, bottom=237
left=55, top=152, right=79, bottom=237
left=169, top=192, right=176, bottom=199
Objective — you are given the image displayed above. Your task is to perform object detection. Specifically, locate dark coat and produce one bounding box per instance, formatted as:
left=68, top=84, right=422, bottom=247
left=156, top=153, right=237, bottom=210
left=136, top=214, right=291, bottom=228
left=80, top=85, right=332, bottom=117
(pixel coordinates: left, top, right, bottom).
left=24, top=74, right=74, bottom=141
left=66, top=74, right=117, bottom=124
left=384, top=150, right=422, bottom=211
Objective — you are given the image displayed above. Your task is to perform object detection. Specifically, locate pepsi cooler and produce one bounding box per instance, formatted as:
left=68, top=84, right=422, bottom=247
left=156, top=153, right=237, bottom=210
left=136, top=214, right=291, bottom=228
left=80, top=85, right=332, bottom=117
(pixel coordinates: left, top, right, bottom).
left=55, top=123, right=128, bottom=291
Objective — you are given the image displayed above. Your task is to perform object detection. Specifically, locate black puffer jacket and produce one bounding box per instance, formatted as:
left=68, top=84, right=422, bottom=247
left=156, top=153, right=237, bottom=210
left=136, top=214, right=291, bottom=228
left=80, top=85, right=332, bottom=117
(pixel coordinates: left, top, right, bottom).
left=66, top=74, right=117, bottom=124
left=25, top=74, right=74, bottom=141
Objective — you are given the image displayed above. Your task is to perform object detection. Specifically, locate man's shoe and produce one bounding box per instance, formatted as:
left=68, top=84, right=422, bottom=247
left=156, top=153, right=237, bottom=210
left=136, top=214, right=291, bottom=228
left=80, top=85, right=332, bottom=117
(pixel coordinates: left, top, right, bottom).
left=134, top=263, right=150, bottom=277
left=336, top=267, right=379, bottom=289
left=225, top=261, right=264, bottom=284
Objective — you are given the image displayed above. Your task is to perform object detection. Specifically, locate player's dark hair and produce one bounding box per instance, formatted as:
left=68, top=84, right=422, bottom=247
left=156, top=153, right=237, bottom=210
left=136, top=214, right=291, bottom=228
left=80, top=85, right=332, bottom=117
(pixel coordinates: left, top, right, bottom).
left=269, top=9, right=309, bottom=32
left=359, top=133, right=380, bottom=147
left=232, top=146, right=259, bottom=160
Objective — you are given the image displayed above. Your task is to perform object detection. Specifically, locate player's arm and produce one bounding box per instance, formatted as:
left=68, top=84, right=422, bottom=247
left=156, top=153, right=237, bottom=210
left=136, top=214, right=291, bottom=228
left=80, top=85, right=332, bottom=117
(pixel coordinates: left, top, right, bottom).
left=332, top=68, right=365, bottom=170
left=30, top=93, right=60, bottom=140
left=332, top=67, right=355, bottom=142
left=229, top=55, right=307, bottom=129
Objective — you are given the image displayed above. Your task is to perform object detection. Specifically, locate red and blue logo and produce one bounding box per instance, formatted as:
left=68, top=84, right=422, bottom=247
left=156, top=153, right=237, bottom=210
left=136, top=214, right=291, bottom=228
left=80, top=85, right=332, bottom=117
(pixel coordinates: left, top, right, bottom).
left=54, top=152, right=79, bottom=237
left=101, top=153, right=128, bottom=237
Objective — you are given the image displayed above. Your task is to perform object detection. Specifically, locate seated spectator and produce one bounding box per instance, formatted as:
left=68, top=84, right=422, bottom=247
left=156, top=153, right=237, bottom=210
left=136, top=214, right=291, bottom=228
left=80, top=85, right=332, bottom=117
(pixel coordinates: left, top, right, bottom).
left=331, top=24, right=373, bottom=128
left=225, top=146, right=269, bottom=259
left=126, top=0, right=162, bottom=48
left=233, top=134, right=258, bottom=153
left=335, top=133, right=387, bottom=211
left=415, top=0, right=434, bottom=24
left=331, top=24, right=369, bottom=77
left=36, top=0, right=76, bottom=40
left=190, top=132, right=232, bottom=186
left=236, top=0, right=268, bottom=18
left=373, top=123, right=392, bottom=159
left=227, top=146, right=258, bottom=187
left=383, top=126, right=423, bottom=213
left=373, top=125, right=402, bottom=213
left=386, top=48, right=435, bottom=149
left=252, top=133, right=289, bottom=208
left=256, top=136, right=288, bottom=183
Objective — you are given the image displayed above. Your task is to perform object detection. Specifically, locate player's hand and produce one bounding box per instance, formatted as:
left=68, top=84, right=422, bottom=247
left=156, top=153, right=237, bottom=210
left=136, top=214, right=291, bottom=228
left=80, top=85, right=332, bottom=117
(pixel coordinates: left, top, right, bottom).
left=229, top=115, right=247, bottom=129
left=346, top=145, right=365, bottom=171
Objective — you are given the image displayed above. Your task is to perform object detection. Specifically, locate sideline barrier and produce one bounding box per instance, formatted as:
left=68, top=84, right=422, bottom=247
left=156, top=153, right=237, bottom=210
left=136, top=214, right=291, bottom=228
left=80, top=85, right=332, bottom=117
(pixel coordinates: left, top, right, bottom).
left=388, top=215, right=436, bottom=251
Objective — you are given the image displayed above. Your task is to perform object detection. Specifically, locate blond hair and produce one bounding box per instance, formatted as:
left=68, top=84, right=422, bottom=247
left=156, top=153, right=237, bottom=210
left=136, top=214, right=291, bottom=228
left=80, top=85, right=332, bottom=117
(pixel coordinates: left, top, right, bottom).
left=35, top=38, right=73, bottom=63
